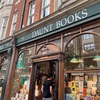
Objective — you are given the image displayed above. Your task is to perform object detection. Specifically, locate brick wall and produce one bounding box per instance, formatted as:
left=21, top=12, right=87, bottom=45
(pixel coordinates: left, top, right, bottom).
left=23, top=0, right=31, bottom=27
left=34, top=0, right=42, bottom=22
left=6, top=0, right=24, bottom=37
left=50, top=0, right=54, bottom=14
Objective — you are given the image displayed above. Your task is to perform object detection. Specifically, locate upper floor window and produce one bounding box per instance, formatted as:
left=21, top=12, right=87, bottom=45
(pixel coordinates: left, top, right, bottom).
left=0, top=0, right=5, bottom=8
left=41, top=0, right=50, bottom=18
left=27, top=2, right=35, bottom=25
left=0, top=17, right=8, bottom=39
left=10, top=12, right=18, bottom=36
left=84, top=43, right=94, bottom=51
left=7, top=0, right=13, bottom=4
left=83, top=34, right=94, bottom=40
left=58, top=0, right=77, bottom=10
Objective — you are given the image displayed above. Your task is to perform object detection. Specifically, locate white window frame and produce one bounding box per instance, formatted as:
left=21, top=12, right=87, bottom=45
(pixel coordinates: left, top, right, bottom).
left=41, top=0, right=50, bottom=18
left=84, top=43, right=94, bottom=51
left=83, top=34, right=94, bottom=40
left=7, top=0, right=13, bottom=4
left=0, top=0, right=5, bottom=8
left=10, top=12, right=18, bottom=36
left=27, top=2, right=35, bottom=25
left=0, top=17, right=8, bottom=40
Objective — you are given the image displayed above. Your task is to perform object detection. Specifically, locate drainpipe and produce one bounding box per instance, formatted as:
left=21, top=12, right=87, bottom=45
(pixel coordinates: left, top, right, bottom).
left=20, top=0, right=26, bottom=29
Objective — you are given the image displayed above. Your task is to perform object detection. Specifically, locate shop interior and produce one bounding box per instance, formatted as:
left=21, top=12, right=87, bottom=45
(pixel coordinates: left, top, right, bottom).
left=34, top=61, right=56, bottom=100
left=64, top=33, right=100, bottom=100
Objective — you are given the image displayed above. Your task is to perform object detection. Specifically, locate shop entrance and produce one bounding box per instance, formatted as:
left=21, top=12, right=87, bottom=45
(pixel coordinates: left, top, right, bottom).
left=32, top=60, right=59, bottom=100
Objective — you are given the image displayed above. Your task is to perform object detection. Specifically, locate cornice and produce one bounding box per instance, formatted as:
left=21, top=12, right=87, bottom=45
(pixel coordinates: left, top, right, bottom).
left=0, top=37, right=12, bottom=45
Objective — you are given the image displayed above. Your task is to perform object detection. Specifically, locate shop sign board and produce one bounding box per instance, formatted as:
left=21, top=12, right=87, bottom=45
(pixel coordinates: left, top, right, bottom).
left=0, top=41, right=12, bottom=52
left=16, top=2, right=100, bottom=45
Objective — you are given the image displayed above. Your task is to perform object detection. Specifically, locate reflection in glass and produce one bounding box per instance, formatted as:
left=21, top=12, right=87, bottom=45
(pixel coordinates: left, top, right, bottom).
left=64, top=34, right=100, bottom=70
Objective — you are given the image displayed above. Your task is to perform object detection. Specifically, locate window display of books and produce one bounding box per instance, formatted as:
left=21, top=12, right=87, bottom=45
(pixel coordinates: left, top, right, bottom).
left=10, top=76, right=30, bottom=100
left=65, top=72, right=100, bottom=100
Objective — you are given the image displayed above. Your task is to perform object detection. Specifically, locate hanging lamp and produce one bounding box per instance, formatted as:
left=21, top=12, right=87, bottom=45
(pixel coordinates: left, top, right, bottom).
left=93, top=55, right=100, bottom=61
left=70, top=57, right=78, bottom=63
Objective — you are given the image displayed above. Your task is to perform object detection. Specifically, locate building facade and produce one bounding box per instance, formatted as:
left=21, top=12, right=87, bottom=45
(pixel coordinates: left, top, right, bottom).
left=0, top=0, right=13, bottom=100
left=0, top=0, right=100, bottom=100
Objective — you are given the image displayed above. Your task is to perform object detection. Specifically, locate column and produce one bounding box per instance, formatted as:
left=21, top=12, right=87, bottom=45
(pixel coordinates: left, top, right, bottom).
left=58, top=54, right=64, bottom=100
left=4, top=37, right=18, bottom=100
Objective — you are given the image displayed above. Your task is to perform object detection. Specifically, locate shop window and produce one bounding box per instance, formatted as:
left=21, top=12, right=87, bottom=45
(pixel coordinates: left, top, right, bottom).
left=64, top=35, right=99, bottom=70
left=10, top=11, right=18, bottom=35
left=0, top=54, right=8, bottom=99
left=10, top=49, right=33, bottom=100
left=64, top=33, right=100, bottom=99
left=64, top=72, right=100, bottom=100
left=52, top=39, right=61, bottom=48
left=41, top=0, right=50, bottom=18
left=0, top=17, right=8, bottom=40
left=27, top=2, right=35, bottom=25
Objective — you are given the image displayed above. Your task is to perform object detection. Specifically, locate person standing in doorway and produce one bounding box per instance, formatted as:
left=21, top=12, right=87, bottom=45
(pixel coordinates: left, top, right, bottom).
left=41, top=73, right=53, bottom=100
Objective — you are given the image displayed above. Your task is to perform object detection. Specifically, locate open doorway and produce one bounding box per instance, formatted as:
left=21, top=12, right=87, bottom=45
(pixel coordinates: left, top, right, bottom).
left=32, top=60, right=59, bottom=100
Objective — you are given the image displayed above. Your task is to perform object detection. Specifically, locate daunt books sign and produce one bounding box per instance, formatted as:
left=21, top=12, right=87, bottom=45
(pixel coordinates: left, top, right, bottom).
left=17, top=2, right=100, bottom=46
left=32, top=9, right=87, bottom=38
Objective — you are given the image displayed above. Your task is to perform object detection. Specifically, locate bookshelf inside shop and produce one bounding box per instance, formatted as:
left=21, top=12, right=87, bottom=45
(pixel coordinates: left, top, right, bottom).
left=64, top=68, right=100, bottom=100
left=34, top=62, right=56, bottom=100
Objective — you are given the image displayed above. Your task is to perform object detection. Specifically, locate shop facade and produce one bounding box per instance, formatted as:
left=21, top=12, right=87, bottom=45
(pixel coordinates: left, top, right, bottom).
left=1, top=2, right=100, bottom=100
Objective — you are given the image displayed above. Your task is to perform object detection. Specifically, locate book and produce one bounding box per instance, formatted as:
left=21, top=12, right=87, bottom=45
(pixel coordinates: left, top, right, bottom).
left=93, top=74, right=97, bottom=82
left=87, top=96, right=94, bottom=100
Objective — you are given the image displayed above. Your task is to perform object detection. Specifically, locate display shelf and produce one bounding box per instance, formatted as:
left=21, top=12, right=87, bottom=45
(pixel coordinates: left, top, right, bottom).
left=15, top=72, right=31, bottom=76
left=65, top=67, right=100, bottom=100
left=65, top=68, right=100, bottom=73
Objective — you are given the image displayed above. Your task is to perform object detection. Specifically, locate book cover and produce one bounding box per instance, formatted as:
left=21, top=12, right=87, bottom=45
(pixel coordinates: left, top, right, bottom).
left=87, top=96, right=94, bottom=100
